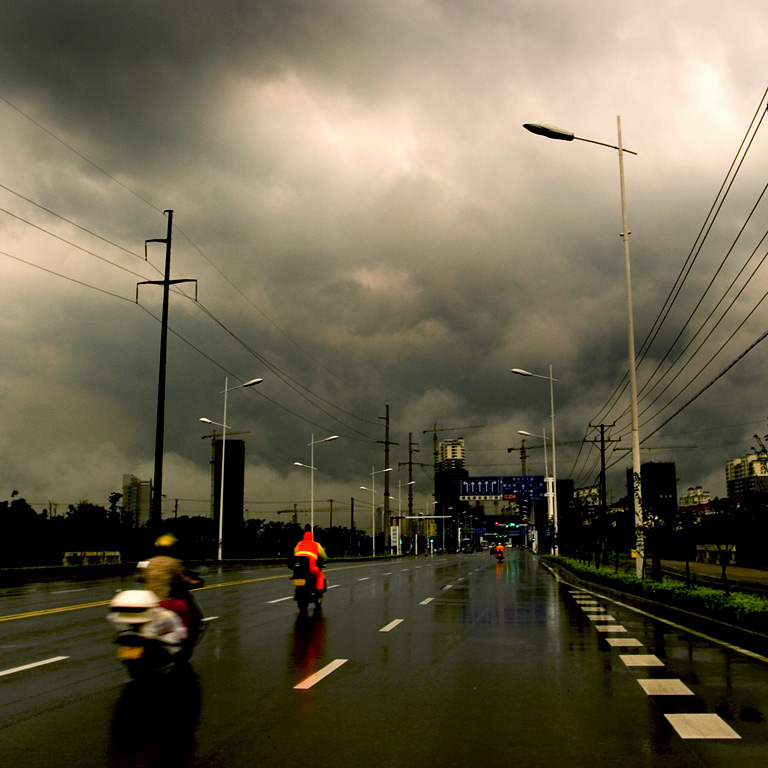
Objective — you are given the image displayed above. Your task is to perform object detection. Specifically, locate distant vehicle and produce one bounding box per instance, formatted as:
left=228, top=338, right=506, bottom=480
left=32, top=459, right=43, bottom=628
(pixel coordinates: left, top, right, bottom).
left=460, top=539, right=474, bottom=554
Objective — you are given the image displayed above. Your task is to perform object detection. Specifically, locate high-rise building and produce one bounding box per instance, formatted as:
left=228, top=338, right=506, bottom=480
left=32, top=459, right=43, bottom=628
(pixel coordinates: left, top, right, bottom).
left=725, top=453, right=768, bottom=498
left=435, top=439, right=469, bottom=546
left=211, top=438, right=246, bottom=545
left=626, top=462, right=677, bottom=526
left=122, top=474, right=151, bottom=528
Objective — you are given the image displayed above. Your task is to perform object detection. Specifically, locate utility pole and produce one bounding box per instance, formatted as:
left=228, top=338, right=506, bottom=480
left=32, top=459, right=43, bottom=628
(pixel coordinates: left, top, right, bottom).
left=378, top=405, right=399, bottom=552
left=399, top=433, right=429, bottom=551
left=588, top=422, right=619, bottom=566
left=137, top=210, right=197, bottom=526
left=350, top=497, right=355, bottom=555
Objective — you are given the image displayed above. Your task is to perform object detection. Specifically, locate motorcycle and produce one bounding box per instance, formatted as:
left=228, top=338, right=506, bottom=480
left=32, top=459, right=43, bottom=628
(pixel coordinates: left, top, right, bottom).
left=495, top=549, right=505, bottom=562
left=289, top=555, right=324, bottom=615
left=107, top=581, right=209, bottom=680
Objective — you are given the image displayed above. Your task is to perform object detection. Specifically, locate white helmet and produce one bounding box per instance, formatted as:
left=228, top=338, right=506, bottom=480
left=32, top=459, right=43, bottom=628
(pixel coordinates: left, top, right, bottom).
left=109, top=589, right=160, bottom=623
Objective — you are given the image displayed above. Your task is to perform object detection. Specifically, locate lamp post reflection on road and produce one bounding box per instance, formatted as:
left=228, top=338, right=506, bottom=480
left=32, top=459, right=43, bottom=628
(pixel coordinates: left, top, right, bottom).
left=523, top=118, right=643, bottom=576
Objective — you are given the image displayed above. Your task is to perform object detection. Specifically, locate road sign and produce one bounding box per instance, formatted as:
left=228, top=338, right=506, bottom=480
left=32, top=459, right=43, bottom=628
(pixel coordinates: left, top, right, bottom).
left=460, top=476, right=546, bottom=501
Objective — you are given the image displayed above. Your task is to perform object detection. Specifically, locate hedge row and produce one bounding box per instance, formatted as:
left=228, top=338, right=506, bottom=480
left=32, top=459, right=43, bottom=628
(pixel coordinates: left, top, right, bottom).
left=542, top=555, right=768, bottom=635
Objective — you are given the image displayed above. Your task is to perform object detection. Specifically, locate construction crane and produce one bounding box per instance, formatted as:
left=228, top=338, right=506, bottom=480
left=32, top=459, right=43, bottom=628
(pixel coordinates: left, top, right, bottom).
left=752, top=434, right=768, bottom=474
left=507, top=441, right=528, bottom=476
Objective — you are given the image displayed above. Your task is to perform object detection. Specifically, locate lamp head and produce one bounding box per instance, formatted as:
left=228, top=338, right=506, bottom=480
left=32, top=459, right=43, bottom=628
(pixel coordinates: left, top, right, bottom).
left=523, top=123, right=575, bottom=141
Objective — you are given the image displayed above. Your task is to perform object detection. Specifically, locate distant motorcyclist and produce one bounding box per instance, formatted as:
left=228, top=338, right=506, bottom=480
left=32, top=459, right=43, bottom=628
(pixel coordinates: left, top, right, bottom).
left=294, top=528, right=327, bottom=592
left=138, top=534, right=202, bottom=630
left=493, top=542, right=505, bottom=560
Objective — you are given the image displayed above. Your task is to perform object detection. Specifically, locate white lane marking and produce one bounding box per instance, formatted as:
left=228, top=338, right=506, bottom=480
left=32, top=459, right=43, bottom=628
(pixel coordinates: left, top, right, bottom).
left=358, top=577, right=371, bottom=581
left=267, top=596, right=293, bottom=604
left=383, top=572, right=393, bottom=575
left=587, top=614, right=616, bottom=622
left=595, top=625, right=627, bottom=633
left=665, top=714, right=741, bottom=739
left=420, top=598, right=434, bottom=605
left=294, top=659, right=348, bottom=689
left=202, top=616, right=219, bottom=621
left=442, top=584, right=453, bottom=590
left=638, top=679, right=694, bottom=696
left=620, top=654, right=665, bottom=667
left=50, top=588, right=87, bottom=594
left=401, top=569, right=409, bottom=572
left=554, top=575, right=768, bottom=665
left=606, top=638, right=643, bottom=647
left=0, top=656, right=69, bottom=678
left=380, top=619, right=404, bottom=633
left=328, top=584, right=340, bottom=589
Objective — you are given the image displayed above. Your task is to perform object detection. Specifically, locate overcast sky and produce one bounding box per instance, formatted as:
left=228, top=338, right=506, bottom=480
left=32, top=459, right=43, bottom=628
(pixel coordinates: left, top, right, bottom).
left=1, top=0, right=768, bottom=527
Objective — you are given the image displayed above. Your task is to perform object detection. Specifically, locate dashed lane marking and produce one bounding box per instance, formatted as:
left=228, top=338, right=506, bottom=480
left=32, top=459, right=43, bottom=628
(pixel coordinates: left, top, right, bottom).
left=550, top=569, right=768, bottom=665
left=606, top=638, right=644, bottom=647
left=619, top=654, right=665, bottom=667
left=595, top=625, right=627, bottom=633
left=294, top=659, right=348, bottom=689
left=665, top=714, right=741, bottom=739
left=0, top=656, right=69, bottom=678
left=638, top=679, right=694, bottom=696
left=380, top=619, right=404, bottom=632
left=267, top=597, right=293, bottom=604
left=420, top=598, right=434, bottom=605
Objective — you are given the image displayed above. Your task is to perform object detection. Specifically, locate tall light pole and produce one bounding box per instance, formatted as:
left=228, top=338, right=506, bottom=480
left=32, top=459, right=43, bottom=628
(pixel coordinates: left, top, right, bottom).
left=518, top=429, right=550, bottom=554
left=294, top=434, right=339, bottom=532
left=361, top=467, right=392, bottom=556
left=523, top=118, right=643, bottom=577
left=512, top=366, right=558, bottom=553
left=392, top=480, right=415, bottom=555
left=200, top=376, right=262, bottom=561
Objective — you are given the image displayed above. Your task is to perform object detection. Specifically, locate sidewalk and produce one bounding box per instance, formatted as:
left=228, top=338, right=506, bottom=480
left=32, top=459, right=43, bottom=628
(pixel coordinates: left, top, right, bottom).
left=662, top=559, right=768, bottom=593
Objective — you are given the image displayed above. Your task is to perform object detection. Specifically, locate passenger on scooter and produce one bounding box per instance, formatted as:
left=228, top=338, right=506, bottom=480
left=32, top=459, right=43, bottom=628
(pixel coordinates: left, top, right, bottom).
left=294, top=528, right=327, bottom=592
left=138, top=534, right=201, bottom=629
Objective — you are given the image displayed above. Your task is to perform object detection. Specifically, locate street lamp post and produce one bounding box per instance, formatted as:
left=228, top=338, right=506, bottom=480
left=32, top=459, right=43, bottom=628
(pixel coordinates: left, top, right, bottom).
left=518, top=429, right=551, bottom=554
left=294, top=434, right=339, bottom=532
left=392, top=480, right=416, bottom=555
left=523, top=118, right=643, bottom=577
left=361, top=467, right=392, bottom=556
left=512, top=366, right=558, bottom=554
left=200, top=376, right=262, bottom=562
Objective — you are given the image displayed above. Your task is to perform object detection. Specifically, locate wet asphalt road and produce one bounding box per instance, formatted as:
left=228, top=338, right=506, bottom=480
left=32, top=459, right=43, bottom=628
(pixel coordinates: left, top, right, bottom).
left=1, top=550, right=768, bottom=767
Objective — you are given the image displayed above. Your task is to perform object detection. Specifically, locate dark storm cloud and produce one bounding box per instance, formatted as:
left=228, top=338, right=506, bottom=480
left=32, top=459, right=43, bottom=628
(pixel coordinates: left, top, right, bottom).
left=0, top=0, right=767, bottom=511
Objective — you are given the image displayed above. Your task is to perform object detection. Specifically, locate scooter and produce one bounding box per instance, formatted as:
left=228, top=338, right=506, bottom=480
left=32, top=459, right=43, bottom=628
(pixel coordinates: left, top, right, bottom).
left=290, top=555, right=324, bottom=615
left=107, top=583, right=210, bottom=680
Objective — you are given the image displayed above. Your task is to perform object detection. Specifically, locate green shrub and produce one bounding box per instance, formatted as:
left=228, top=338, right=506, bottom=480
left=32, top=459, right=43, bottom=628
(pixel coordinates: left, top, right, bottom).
left=543, top=555, right=768, bottom=634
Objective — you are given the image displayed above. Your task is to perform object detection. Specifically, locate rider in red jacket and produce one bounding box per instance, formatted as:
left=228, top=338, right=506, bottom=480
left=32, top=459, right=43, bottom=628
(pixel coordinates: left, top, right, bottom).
left=294, top=529, right=328, bottom=591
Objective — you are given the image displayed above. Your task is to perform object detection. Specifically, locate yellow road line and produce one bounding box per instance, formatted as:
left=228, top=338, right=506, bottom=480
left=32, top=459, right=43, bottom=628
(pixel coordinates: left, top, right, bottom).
left=0, top=561, right=395, bottom=623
